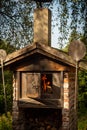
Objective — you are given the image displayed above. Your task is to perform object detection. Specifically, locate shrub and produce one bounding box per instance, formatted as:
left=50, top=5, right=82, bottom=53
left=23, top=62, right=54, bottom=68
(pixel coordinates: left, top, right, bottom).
left=0, top=112, right=12, bottom=130
left=78, top=106, right=87, bottom=130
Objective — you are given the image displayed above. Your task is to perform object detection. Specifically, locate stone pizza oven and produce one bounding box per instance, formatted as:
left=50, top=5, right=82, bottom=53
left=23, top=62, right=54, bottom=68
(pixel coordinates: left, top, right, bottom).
left=5, top=42, right=77, bottom=130
left=2, top=7, right=87, bottom=130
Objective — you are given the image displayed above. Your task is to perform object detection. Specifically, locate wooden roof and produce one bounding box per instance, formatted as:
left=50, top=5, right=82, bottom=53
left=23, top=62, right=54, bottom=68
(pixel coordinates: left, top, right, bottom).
left=1, top=42, right=87, bottom=70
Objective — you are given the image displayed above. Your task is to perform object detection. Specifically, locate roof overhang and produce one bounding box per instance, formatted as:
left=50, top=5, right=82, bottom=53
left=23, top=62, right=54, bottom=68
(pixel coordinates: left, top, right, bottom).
left=0, top=42, right=87, bottom=70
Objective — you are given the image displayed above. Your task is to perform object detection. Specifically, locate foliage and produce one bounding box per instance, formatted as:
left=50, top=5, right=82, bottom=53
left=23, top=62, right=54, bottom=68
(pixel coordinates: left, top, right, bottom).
left=0, top=112, right=87, bottom=130
left=62, top=33, right=87, bottom=111
left=0, top=0, right=87, bottom=48
left=78, top=70, right=87, bottom=108
left=0, top=39, right=16, bottom=53
left=80, top=35, right=87, bottom=59
left=0, top=0, right=34, bottom=48
left=0, top=1, right=87, bottom=127
left=0, top=68, right=13, bottom=114
left=78, top=106, right=87, bottom=130
left=0, top=112, right=12, bottom=130
left=0, top=40, right=14, bottom=114
left=62, top=39, right=87, bottom=130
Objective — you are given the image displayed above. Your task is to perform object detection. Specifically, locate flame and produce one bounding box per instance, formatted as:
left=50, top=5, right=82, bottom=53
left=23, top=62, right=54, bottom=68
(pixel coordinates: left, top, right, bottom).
left=42, top=74, right=47, bottom=92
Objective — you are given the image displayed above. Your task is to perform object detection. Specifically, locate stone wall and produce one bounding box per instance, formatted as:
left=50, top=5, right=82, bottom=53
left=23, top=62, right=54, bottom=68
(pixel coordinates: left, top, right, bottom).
left=12, top=102, right=62, bottom=130
left=12, top=101, right=25, bottom=130
left=62, top=70, right=77, bottom=130
left=62, top=72, right=70, bottom=130
left=12, top=70, right=77, bottom=130
left=69, top=71, right=76, bottom=130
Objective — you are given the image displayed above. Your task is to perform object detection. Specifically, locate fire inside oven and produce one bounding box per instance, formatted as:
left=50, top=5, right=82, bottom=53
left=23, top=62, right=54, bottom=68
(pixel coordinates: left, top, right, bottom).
left=41, top=73, right=52, bottom=94
left=21, top=72, right=61, bottom=99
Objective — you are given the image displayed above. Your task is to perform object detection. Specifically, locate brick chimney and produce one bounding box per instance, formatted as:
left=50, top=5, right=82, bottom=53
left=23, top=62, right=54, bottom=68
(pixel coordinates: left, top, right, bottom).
left=34, top=8, right=51, bottom=46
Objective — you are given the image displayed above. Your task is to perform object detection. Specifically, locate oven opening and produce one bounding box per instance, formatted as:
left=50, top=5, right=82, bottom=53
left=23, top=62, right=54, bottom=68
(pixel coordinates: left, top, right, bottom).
left=21, top=72, right=61, bottom=100
left=41, top=73, right=53, bottom=98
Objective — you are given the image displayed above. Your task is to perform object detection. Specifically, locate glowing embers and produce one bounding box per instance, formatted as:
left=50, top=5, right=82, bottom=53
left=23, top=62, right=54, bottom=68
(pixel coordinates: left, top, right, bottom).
left=41, top=74, right=53, bottom=98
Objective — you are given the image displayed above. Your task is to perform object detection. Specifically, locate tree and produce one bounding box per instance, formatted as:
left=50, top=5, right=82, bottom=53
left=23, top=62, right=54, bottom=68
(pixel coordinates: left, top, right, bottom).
left=0, top=0, right=34, bottom=48
left=0, top=0, right=87, bottom=49
left=0, top=39, right=16, bottom=53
